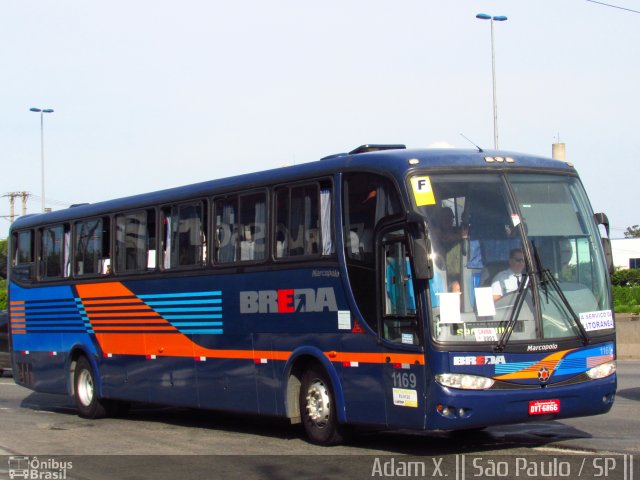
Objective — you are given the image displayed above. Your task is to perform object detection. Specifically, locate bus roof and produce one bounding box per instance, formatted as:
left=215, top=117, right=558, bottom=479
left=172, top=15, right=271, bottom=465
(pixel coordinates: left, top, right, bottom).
left=10, top=147, right=576, bottom=231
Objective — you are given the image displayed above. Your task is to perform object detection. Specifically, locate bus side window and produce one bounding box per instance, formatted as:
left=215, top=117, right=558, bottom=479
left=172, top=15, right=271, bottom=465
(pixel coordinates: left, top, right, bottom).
left=115, top=209, right=155, bottom=273
left=12, top=230, right=35, bottom=281
left=214, top=196, right=238, bottom=264
left=162, top=202, right=207, bottom=268
left=239, top=192, right=267, bottom=261
left=381, top=231, right=419, bottom=345
left=74, top=218, right=111, bottom=276
left=343, top=172, right=402, bottom=332
left=40, top=224, right=70, bottom=280
left=275, top=182, right=328, bottom=259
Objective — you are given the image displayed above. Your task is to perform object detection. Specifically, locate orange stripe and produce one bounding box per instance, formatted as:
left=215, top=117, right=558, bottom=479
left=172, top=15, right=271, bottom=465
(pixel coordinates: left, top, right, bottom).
left=10, top=301, right=25, bottom=305
left=93, top=326, right=177, bottom=331
left=85, top=305, right=150, bottom=311
left=76, top=282, right=135, bottom=298
left=324, top=351, right=425, bottom=365
left=82, top=300, right=149, bottom=311
left=87, top=312, right=160, bottom=318
left=90, top=319, right=169, bottom=325
left=81, top=299, right=142, bottom=306
left=92, top=330, right=424, bottom=365
left=495, top=350, right=573, bottom=380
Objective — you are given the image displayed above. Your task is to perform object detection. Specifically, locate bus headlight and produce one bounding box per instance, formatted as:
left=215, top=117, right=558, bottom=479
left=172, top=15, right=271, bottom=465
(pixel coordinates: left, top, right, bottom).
left=586, top=360, right=617, bottom=380
left=436, top=373, right=495, bottom=390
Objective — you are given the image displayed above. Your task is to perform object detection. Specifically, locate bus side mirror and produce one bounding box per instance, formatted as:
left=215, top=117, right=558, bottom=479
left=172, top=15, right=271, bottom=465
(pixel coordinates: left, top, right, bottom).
left=601, top=237, right=614, bottom=274
left=408, top=221, right=433, bottom=280
left=594, top=212, right=614, bottom=274
left=594, top=212, right=610, bottom=237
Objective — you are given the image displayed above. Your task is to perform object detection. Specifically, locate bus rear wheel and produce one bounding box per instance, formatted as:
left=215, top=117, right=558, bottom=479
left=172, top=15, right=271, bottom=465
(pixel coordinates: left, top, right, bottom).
left=299, top=367, right=345, bottom=445
left=74, top=356, right=108, bottom=419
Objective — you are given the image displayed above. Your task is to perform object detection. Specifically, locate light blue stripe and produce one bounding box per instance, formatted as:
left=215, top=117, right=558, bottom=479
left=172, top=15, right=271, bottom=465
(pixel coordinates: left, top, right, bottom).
left=146, top=299, right=222, bottom=306
left=169, top=322, right=223, bottom=327
left=138, top=291, right=221, bottom=299
left=180, top=329, right=224, bottom=334
left=26, top=307, right=78, bottom=317
left=26, top=327, right=87, bottom=331
left=164, top=315, right=222, bottom=320
left=495, top=362, right=536, bottom=374
left=26, top=301, right=77, bottom=308
left=26, top=321, right=84, bottom=326
left=155, top=307, right=222, bottom=313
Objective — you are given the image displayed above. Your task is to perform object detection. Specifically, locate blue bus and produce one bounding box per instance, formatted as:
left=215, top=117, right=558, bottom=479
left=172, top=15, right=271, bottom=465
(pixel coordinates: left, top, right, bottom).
left=8, top=145, right=617, bottom=445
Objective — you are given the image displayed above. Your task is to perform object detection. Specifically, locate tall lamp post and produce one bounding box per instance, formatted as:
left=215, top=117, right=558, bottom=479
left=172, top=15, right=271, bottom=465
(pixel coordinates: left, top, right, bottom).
left=30, top=107, right=54, bottom=213
left=476, top=13, right=507, bottom=150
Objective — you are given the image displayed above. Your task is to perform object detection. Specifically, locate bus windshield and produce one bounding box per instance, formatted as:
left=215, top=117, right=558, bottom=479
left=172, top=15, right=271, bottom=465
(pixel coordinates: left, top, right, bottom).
left=413, top=173, right=612, bottom=345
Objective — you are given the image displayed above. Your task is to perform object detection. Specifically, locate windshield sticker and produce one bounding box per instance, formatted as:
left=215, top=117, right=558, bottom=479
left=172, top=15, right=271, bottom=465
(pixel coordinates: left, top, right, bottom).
left=411, top=176, right=436, bottom=206
left=474, top=328, right=498, bottom=342
left=401, top=333, right=414, bottom=345
left=511, top=213, right=521, bottom=226
left=579, top=310, right=614, bottom=331
left=474, top=287, right=496, bottom=317
left=392, top=388, right=418, bottom=408
left=437, top=292, right=461, bottom=323
left=338, top=311, right=351, bottom=330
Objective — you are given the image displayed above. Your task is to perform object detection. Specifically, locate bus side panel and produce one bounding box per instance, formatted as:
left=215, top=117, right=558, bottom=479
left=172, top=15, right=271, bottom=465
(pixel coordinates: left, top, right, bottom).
left=194, top=334, right=259, bottom=413
left=253, top=333, right=278, bottom=415
left=101, top=355, right=150, bottom=404
left=9, top=284, right=99, bottom=395
left=339, top=334, right=387, bottom=425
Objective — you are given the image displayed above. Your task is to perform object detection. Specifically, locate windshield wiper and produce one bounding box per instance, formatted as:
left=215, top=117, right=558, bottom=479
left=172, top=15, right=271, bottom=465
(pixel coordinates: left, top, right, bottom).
left=531, top=242, right=590, bottom=346
left=494, top=273, right=530, bottom=353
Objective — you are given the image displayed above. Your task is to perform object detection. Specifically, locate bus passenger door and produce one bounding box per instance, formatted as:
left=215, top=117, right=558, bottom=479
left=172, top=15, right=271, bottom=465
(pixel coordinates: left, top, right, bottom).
left=379, top=228, right=427, bottom=428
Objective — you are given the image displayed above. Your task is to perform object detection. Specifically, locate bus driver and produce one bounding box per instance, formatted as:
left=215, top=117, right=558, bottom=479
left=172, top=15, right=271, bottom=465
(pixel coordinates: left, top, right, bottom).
left=491, top=248, right=526, bottom=301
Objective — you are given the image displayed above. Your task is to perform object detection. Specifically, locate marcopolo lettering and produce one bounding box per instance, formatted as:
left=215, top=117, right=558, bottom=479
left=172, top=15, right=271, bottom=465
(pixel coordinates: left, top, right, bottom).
left=240, top=287, right=338, bottom=313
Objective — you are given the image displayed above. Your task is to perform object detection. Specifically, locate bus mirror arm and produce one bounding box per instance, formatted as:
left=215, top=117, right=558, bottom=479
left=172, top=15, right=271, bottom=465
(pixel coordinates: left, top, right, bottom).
left=406, top=217, right=433, bottom=280
left=594, top=212, right=614, bottom=274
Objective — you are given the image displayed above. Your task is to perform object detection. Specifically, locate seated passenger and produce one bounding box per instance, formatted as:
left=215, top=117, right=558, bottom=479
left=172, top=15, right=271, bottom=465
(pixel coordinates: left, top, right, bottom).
left=491, top=248, right=525, bottom=301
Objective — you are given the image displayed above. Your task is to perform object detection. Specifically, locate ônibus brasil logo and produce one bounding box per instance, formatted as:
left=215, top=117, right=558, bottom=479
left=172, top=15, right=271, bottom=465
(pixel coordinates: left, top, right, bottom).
left=7, top=456, right=73, bottom=479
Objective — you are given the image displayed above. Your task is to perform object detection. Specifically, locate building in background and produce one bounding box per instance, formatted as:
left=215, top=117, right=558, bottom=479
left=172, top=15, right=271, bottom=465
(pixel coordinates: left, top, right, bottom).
left=611, top=238, right=640, bottom=270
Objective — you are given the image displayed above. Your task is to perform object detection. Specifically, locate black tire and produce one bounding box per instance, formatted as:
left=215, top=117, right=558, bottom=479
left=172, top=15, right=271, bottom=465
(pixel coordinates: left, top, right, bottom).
left=106, top=399, right=131, bottom=417
left=299, top=367, right=346, bottom=445
left=74, top=356, right=108, bottom=419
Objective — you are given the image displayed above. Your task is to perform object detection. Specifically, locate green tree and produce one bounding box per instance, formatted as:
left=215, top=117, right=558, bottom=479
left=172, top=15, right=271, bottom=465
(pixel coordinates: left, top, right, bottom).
left=0, top=278, right=6, bottom=311
left=624, top=225, right=640, bottom=238
left=0, top=238, right=7, bottom=279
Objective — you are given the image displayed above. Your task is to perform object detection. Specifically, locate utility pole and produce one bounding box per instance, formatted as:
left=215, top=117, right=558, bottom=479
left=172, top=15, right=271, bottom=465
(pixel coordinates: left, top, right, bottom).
left=3, top=192, right=30, bottom=223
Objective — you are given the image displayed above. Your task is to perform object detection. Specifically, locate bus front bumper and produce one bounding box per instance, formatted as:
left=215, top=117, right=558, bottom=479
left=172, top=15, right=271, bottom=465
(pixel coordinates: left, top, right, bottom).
left=426, top=374, right=617, bottom=431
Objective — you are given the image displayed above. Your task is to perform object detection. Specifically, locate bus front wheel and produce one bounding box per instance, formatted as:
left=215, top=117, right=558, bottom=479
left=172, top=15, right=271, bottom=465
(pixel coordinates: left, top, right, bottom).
left=74, top=356, right=108, bottom=419
left=299, top=367, right=345, bottom=445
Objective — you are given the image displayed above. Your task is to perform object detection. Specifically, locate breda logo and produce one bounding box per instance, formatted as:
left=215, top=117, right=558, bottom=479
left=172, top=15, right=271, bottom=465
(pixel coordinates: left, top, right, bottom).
left=453, top=355, right=506, bottom=366
left=240, top=288, right=338, bottom=313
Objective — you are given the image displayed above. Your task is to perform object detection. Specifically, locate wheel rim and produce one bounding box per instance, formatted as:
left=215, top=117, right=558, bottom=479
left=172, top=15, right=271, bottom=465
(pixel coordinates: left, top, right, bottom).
left=305, top=379, right=331, bottom=428
left=77, top=369, right=94, bottom=407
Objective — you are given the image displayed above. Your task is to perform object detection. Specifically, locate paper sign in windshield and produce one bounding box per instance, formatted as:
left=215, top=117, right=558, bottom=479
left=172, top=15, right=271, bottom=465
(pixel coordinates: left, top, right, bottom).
left=474, top=287, right=496, bottom=317
left=437, top=292, right=461, bottom=324
left=474, top=328, right=498, bottom=342
left=411, top=176, right=436, bottom=206
left=579, top=310, right=614, bottom=332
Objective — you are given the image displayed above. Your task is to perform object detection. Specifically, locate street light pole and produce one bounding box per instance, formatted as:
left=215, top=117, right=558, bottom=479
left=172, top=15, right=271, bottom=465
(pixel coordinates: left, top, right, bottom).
left=30, top=107, right=54, bottom=213
left=476, top=13, right=507, bottom=150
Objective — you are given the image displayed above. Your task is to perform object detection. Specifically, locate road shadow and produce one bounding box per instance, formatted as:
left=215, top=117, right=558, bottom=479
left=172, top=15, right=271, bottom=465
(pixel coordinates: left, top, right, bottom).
left=616, top=387, right=640, bottom=401
left=20, top=391, right=591, bottom=455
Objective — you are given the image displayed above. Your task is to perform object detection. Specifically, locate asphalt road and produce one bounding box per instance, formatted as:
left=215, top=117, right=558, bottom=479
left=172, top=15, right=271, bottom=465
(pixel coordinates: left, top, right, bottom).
left=0, top=362, right=638, bottom=479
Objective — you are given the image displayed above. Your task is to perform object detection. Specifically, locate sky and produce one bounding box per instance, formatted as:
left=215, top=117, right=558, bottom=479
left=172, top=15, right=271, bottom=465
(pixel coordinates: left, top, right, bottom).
left=1, top=0, right=639, bottom=240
